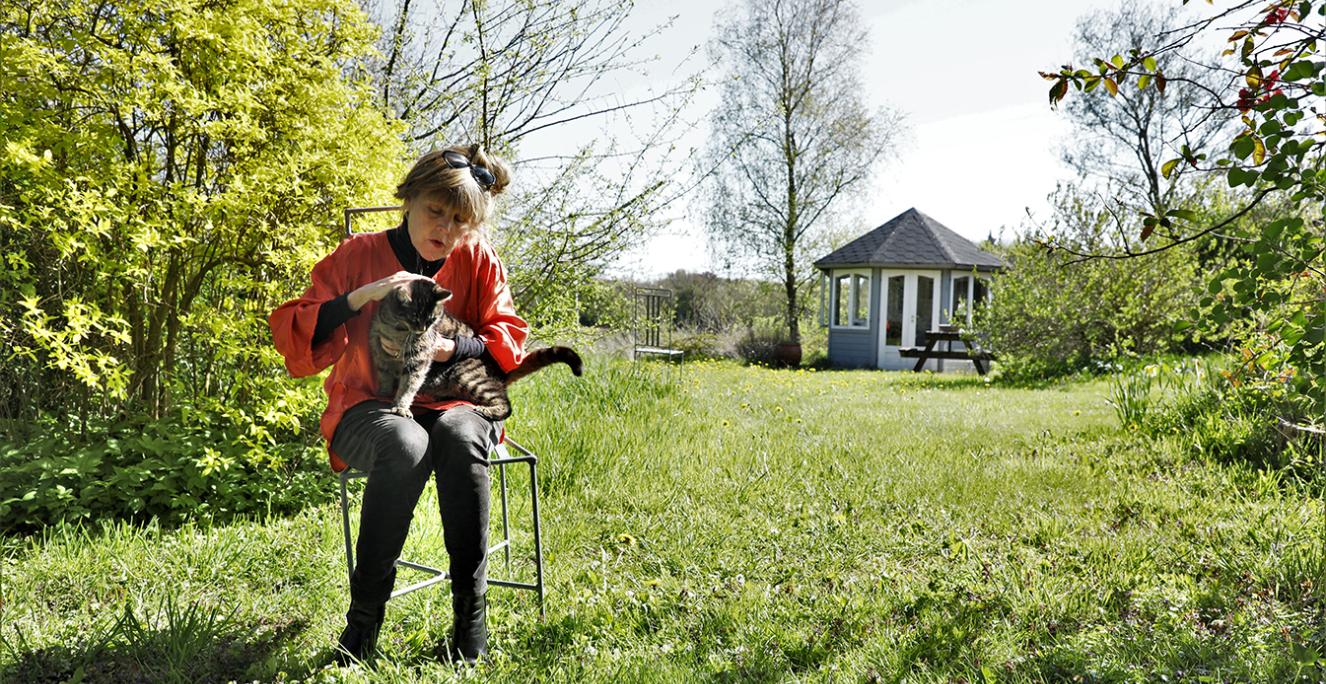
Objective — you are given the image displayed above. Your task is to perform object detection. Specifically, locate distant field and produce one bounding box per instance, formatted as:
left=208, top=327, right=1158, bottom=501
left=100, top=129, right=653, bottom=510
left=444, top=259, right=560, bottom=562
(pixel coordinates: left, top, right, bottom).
left=3, top=358, right=1323, bottom=682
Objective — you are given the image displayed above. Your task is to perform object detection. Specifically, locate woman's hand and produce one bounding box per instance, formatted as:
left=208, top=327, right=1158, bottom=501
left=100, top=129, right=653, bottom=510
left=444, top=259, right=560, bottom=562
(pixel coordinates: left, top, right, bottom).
left=433, top=337, right=456, bottom=362
left=347, top=271, right=433, bottom=312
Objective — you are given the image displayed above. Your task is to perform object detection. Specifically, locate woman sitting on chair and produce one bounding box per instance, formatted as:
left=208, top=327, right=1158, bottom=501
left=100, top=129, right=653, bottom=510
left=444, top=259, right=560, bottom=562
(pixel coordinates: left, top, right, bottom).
left=268, top=145, right=526, bottom=665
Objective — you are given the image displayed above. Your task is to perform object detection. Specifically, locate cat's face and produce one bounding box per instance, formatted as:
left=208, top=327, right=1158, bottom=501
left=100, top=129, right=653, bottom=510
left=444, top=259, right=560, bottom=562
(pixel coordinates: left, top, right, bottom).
left=384, top=279, right=452, bottom=333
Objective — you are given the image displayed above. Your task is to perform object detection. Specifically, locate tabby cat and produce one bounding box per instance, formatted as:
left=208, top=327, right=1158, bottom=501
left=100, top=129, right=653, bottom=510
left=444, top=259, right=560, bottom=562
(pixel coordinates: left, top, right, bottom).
left=369, top=279, right=582, bottom=420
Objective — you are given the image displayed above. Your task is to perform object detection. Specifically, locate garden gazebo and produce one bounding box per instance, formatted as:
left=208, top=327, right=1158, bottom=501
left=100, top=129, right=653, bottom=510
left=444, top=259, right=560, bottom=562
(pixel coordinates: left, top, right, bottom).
left=814, top=208, right=1005, bottom=371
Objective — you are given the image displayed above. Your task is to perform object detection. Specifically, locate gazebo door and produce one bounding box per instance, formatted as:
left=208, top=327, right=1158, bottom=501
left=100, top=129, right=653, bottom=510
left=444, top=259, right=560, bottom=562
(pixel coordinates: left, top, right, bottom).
left=877, top=270, right=941, bottom=370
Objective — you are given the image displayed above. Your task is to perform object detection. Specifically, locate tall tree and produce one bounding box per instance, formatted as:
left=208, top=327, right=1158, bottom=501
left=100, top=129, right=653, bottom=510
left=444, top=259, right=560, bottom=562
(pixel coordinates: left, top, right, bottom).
left=357, top=0, right=703, bottom=328
left=704, top=0, right=902, bottom=345
left=1060, top=0, right=1233, bottom=248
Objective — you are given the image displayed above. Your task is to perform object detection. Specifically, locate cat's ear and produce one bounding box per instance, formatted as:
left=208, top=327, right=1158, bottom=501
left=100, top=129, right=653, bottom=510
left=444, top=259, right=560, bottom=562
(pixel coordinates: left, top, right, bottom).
left=392, top=283, right=412, bottom=306
left=431, top=286, right=452, bottom=317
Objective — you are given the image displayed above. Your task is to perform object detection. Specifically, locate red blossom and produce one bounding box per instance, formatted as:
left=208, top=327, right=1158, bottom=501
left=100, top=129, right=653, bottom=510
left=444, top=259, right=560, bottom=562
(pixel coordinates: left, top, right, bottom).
left=1237, top=87, right=1256, bottom=112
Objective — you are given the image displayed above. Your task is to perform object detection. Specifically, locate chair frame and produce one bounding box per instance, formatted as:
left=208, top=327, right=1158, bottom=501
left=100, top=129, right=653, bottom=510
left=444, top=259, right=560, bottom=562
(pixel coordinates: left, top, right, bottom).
left=338, top=437, right=545, bottom=618
left=632, top=286, right=684, bottom=363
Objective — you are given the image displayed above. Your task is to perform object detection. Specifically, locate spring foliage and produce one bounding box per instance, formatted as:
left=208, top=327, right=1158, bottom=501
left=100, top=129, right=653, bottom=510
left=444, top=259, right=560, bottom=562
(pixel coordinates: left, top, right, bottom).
left=1044, top=0, right=1326, bottom=415
left=977, top=189, right=1209, bottom=381
left=0, top=0, right=406, bottom=527
left=0, top=0, right=405, bottom=422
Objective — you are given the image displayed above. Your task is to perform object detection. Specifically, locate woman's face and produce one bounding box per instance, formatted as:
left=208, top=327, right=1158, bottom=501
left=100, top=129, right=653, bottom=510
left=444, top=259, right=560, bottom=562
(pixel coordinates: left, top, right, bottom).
left=406, top=195, right=477, bottom=261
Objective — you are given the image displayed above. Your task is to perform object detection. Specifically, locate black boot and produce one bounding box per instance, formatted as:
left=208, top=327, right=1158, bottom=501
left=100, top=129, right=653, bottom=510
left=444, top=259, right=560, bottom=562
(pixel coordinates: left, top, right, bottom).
left=334, top=601, right=385, bottom=666
left=447, top=592, right=488, bottom=665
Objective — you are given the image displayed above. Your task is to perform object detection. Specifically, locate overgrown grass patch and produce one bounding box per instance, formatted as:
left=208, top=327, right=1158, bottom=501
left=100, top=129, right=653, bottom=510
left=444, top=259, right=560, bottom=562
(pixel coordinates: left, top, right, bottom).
left=2, top=357, right=1322, bottom=681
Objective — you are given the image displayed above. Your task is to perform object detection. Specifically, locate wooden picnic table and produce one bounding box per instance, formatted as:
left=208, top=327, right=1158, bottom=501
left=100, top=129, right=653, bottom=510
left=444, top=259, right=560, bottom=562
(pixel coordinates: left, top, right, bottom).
left=897, top=328, right=996, bottom=375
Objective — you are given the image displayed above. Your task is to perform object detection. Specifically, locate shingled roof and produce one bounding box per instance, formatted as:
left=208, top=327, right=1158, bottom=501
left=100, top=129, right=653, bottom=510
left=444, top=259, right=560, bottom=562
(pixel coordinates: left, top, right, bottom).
left=813, top=208, right=1004, bottom=271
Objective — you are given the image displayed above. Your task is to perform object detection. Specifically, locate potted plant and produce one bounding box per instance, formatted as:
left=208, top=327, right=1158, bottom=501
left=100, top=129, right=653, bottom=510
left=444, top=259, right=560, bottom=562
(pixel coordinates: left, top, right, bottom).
left=774, top=340, right=802, bottom=367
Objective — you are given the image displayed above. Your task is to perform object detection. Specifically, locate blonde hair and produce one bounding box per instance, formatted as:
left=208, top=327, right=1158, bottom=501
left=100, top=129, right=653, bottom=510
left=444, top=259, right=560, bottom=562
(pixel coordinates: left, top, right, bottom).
left=395, top=144, right=512, bottom=225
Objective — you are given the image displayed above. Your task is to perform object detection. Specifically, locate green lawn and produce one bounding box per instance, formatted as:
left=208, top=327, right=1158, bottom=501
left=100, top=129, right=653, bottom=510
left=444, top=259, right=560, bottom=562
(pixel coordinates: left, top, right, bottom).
left=3, top=358, right=1323, bottom=682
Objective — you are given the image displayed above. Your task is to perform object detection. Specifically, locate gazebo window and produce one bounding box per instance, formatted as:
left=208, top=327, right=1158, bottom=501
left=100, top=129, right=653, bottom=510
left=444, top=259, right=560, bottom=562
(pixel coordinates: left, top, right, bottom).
left=952, top=275, right=970, bottom=322
left=950, top=274, right=992, bottom=326
left=831, top=270, right=870, bottom=329
left=914, top=275, right=934, bottom=346
left=974, top=277, right=990, bottom=307
left=885, top=275, right=904, bottom=345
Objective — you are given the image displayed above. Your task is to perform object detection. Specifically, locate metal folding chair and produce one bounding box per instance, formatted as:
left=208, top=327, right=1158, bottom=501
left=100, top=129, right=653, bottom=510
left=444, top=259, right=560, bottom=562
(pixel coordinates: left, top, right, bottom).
left=337, top=436, right=545, bottom=617
left=632, top=286, right=684, bottom=363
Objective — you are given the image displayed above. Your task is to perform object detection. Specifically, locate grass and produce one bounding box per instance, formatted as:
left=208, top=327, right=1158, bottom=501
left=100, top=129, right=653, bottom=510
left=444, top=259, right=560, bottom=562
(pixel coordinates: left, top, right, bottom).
left=1, top=357, right=1323, bottom=682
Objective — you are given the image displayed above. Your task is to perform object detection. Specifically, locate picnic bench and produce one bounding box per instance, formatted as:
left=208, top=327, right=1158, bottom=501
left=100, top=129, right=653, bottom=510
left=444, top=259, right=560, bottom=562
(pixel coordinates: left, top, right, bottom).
left=897, top=327, right=996, bottom=375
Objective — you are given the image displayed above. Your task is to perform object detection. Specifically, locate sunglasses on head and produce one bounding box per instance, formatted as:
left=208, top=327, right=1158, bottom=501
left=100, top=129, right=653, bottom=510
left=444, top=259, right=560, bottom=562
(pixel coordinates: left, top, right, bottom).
left=442, top=150, right=496, bottom=190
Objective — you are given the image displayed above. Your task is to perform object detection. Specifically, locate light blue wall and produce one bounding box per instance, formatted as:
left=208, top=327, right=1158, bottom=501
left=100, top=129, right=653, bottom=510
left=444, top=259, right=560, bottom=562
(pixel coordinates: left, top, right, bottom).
left=825, top=268, right=879, bottom=368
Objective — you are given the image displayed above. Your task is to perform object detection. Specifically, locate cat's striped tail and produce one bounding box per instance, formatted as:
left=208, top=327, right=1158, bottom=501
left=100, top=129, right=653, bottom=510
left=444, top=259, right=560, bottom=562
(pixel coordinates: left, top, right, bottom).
left=505, top=347, right=583, bottom=383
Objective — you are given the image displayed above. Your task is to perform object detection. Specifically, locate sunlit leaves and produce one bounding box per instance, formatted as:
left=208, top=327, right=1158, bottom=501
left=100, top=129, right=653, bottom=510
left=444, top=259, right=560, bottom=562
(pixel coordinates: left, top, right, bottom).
left=0, top=0, right=406, bottom=417
left=1047, top=0, right=1326, bottom=412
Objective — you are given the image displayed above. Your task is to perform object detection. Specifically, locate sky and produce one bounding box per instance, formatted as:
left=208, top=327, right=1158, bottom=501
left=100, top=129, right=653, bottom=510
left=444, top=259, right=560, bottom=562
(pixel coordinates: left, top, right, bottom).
left=517, top=0, right=1125, bottom=279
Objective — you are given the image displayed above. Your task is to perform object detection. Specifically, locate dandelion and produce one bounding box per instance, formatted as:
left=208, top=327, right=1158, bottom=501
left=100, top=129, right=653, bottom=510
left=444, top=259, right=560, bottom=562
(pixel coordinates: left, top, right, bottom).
left=617, top=533, right=638, bottom=546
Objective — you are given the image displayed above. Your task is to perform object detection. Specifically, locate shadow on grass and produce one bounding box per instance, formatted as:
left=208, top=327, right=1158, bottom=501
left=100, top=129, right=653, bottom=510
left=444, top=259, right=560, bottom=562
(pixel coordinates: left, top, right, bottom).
left=0, top=599, right=310, bottom=684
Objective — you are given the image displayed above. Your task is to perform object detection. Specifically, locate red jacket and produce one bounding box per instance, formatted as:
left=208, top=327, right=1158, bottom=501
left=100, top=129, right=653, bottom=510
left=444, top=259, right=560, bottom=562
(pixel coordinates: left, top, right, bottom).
left=269, top=231, right=528, bottom=471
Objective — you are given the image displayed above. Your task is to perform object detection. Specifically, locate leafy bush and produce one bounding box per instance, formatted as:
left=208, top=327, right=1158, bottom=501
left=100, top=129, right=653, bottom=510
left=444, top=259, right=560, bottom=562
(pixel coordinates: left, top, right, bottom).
left=0, top=380, right=332, bottom=534
left=733, top=316, right=787, bottom=366
left=975, top=191, right=1212, bottom=381
left=1108, top=357, right=1322, bottom=476
left=671, top=329, right=724, bottom=361
left=1048, top=0, right=1326, bottom=418
left=0, top=0, right=404, bottom=423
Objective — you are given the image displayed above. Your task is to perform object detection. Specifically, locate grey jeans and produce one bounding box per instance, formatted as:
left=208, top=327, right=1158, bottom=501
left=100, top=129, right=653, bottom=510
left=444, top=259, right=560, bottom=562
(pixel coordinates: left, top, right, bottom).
left=332, top=400, right=500, bottom=605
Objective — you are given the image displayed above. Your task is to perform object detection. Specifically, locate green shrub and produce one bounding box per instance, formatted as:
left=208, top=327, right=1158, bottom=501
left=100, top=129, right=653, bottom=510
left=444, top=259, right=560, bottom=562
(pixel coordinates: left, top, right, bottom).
left=1108, top=356, right=1322, bottom=476
left=0, top=0, right=404, bottom=423
left=0, top=381, right=332, bottom=534
left=672, top=329, right=725, bottom=360
left=977, top=242, right=1207, bottom=381
left=733, top=316, right=786, bottom=366
left=974, top=189, right=1214, bottom=381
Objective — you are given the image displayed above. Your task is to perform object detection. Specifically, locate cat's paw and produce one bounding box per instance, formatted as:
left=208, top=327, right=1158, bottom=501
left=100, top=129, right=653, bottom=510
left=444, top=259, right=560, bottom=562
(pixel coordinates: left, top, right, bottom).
left=389, top=405, right=413, bottom=418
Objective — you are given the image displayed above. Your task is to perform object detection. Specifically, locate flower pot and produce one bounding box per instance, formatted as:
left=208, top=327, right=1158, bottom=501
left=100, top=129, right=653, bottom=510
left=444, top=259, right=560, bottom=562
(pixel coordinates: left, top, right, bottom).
left=774, top=342, right=802, bottom=368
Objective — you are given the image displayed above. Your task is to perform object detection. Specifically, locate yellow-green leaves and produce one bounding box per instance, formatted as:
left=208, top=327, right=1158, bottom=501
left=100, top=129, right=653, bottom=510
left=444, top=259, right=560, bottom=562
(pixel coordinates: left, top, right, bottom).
left=1, top=0, right=406, bottom=417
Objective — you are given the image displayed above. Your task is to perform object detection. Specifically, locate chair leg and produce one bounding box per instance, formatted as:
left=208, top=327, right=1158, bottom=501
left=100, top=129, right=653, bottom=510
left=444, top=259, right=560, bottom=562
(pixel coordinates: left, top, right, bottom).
left=335, top=444, right=546, bottom=614
left=339, top=472, right=355, bottom=585
left=528, top=456, right=545, bottom=620
left=498, top=460, right=512, bottom=576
